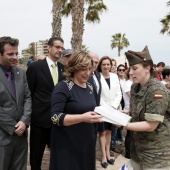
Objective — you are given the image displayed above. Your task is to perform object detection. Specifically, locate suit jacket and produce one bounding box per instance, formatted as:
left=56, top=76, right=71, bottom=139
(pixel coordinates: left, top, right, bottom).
left=0, top=66, right=31, bottom=145
left=100, top=72, right=122, bottom=109
left=26, top=58, right=64, bottom=128
left=88, top=71, right=101, bottom=106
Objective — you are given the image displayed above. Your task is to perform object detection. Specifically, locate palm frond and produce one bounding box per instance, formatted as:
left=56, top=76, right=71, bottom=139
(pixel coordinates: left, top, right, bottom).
left=160, top=13, right=170, bottom=35
left=85, top=0, right=107, bottom=23
left=62, top=3, right=72, bottom=17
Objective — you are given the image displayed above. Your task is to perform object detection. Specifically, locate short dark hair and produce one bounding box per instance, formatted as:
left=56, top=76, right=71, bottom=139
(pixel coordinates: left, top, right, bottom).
left=142, top=60, right=154, bottom=76
left=97, top=56, right=112, bottom=72
left=162, top=69, right=170, bottom=79
left=48, top=37, right=64, bottom=46
left=0, top=36, right=19, bottom=55
left=156, top=62, right=165, bottom=67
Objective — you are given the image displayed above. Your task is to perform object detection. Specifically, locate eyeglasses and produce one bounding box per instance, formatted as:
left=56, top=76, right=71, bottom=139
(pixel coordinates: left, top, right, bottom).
left=54, top=45, right=65, bottom=51
left=118, top=69, right=125, bottom=72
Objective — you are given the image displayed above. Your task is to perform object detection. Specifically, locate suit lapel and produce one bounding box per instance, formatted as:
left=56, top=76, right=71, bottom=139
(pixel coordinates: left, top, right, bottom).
left=94, top=71, right=101, bottom=95
left=39, top=59, right=64, bottom=89
left=0, top=68, right=16, bottom=101
left=57, top=62, right=64, bottom=82
left=40, top=59, right=54, bottom=89
left=13, top=67, right=21, bottom=104
left=100, top=73, right=110, bottom=91
left=89, top=75, right=97, bottom=94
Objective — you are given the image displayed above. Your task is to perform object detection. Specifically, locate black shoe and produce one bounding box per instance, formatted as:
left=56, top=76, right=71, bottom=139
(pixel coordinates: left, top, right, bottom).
left=110, top=147, right=123, bottom=154
left=101, top=162, right=108, bottom=168
left=107, top=158, right=115, bottom=165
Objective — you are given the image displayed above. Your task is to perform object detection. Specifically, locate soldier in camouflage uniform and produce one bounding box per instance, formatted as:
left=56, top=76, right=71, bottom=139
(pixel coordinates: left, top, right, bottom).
left=124, top=46, right=170, bottom=170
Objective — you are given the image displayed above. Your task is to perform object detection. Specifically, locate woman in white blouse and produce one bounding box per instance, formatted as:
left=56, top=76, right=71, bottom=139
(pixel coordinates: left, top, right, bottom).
left=97, top=56, right=122, bottom=168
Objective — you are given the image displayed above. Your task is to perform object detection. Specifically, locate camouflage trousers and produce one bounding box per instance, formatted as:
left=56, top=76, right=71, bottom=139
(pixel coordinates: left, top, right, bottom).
left=131, top=159, right=170, bottom=170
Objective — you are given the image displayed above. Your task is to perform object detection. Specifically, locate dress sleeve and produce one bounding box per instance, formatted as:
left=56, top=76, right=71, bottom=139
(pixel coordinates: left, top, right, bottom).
left=51, top=81, right=69, bottom=126
left=144, top=88, right=169, bottom=122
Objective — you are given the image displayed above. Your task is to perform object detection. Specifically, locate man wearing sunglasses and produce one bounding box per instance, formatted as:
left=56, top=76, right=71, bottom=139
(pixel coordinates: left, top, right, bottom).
left=27, top=37, right=65, bottom=170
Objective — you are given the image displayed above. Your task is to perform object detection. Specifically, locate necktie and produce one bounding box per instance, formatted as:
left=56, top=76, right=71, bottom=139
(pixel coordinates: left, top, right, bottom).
left=6, top=71, right=16, bottom=98
left=51, top=63, right=58, bottom=85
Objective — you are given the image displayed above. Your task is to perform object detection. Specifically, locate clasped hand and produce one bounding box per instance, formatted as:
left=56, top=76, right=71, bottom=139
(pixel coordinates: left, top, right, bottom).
left=15, top=121, right=26, bottom=136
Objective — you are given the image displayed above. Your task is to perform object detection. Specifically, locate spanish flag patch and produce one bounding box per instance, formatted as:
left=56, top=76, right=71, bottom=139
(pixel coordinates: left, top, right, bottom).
left=154, top=94, right=163, bottom=98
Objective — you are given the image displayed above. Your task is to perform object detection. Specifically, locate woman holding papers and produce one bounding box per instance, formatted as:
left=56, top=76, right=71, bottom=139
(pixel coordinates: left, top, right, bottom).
left=124, top=46, right=170, bottom=169
left=50, top=51, right=102, bottom=170
left=97, top=56, right=122, bottom=168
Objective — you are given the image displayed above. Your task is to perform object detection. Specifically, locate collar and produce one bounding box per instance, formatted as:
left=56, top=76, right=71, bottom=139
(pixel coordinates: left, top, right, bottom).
left=46, top=56, right=58, bottom=68
left=131, top=77, right=154, bottom=96
left=0, top=64, right=13, bottom=75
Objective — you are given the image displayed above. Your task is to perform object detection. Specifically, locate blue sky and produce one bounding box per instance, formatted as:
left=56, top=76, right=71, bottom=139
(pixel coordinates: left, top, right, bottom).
left=0, top=0, right=170, bottom=64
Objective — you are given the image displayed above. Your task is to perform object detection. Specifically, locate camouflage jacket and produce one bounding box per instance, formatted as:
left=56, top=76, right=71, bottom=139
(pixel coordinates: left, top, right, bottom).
left=130, top=78, right=170, bottom=168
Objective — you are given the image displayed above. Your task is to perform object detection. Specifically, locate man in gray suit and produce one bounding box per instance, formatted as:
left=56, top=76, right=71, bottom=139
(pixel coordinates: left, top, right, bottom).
left=0, top=36, right=31, bottom=170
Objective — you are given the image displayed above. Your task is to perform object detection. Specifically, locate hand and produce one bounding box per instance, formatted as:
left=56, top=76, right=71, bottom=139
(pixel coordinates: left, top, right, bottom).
left=120, top=109, right=129, bottom=115
left=15, top=121, right=26, bottom=136
left=82, top=111, right=102, bottom=123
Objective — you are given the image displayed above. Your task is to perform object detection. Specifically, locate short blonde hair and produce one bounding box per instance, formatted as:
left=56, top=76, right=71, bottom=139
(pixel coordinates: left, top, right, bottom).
left=64, top=51, right=93, bottom=80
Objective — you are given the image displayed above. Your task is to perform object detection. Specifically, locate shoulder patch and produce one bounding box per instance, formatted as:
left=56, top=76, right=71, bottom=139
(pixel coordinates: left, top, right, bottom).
left=154, top=94, right=163, bottom=98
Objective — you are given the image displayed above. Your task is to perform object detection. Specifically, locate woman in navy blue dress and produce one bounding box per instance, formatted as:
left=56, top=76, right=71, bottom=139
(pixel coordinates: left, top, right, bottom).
left=50, top=51, right=102, bottom=170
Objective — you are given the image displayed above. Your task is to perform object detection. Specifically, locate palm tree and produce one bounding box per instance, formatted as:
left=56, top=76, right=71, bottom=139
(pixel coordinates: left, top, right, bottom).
left=62, top=0, right=107, bottom=50
left=160, top=1, right=170, bottom=35
left=51, top=0, right=63, bottom=37
left=70, top=0, right=84, bottom=51
left=111, top=33, right=130, bottom=56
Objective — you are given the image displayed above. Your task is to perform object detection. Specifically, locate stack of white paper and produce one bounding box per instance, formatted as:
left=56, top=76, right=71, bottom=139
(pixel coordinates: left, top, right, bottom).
left=94, top=105, right=131, bottom=126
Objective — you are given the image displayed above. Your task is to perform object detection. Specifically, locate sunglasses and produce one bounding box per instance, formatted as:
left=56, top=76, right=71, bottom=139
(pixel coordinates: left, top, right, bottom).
left=118, top=69, right=125, bottom=72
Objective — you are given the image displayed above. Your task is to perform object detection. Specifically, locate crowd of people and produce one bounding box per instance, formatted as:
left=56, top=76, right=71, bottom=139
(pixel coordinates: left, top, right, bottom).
left=0, top=36, right=170, bottom=170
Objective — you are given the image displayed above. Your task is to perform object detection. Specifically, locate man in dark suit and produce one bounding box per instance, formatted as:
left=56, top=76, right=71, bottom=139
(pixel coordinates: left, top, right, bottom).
left=88, top=52, right=101, bottom=106
left=0, top=36, right=31, bottom=170
left=27, top=37, right=64, bottom=170
left=88, top=52, right=101, bottom=145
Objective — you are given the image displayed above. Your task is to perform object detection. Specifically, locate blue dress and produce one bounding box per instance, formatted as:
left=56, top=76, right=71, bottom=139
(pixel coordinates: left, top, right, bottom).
left=50, top=79, right=96, bottom=170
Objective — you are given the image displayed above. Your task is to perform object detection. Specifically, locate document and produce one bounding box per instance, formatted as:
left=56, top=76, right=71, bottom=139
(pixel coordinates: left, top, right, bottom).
left=94, top=105, right=131, bottom=126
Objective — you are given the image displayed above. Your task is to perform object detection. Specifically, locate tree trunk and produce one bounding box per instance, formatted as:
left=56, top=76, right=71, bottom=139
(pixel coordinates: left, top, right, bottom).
left=71, top=0, right=84, bottom=51
left=118, top=47, right=120, bottom=56
left=51, top=0, right=62, bottom=37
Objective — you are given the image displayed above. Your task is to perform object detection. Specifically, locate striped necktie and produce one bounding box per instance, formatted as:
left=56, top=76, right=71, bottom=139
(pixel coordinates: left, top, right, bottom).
left=51, top=63, right=58, bottom=85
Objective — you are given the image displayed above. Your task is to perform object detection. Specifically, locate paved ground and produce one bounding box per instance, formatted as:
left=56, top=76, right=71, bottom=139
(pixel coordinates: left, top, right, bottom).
left=27, top=131, right=131, bottom=170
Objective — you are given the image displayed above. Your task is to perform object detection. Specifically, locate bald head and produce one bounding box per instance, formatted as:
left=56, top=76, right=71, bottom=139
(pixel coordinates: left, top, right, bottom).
left=89, top=52, right=99, bottom=71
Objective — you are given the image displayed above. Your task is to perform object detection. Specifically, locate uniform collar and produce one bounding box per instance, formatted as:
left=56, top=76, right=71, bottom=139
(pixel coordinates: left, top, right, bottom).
left=132, top=77, right=153, bottom=96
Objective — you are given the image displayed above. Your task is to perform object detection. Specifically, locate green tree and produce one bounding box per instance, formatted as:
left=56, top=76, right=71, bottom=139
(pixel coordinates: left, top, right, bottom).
left=160, top=1, right=170, bottom=35
left=25, top=43, right=35, bottom=56
left=111, top=33, right=130, bottom=56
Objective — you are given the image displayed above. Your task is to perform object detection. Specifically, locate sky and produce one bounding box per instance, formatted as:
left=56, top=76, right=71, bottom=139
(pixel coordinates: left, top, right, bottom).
left=0, top=0, right=170, bottom=64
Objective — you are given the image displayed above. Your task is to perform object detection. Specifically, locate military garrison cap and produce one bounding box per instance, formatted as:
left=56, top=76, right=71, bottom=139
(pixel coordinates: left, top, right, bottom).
left=125, top=46, right=152, bottom=66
